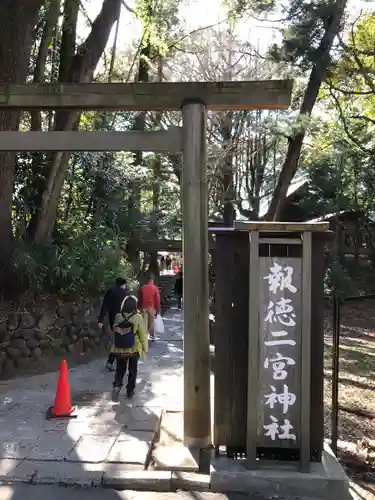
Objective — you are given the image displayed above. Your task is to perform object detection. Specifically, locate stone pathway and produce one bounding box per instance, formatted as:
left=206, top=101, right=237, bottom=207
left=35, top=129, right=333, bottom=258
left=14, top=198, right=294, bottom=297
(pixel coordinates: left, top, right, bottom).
left=0, top=308, right=353, bottom=499
left=0, top=483, right=296, bottom=500
left=0, top=308, right=184, bottom=486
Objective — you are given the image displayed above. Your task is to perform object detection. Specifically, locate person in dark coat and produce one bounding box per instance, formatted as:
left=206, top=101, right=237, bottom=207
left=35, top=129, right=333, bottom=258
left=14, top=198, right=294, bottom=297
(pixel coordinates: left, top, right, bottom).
left=174, top=269, right=183, bottom=310
left=98, top=277, right=130, bottom=371
left=160, top=255, right=165, bottom=272
left=166, top=255, right=172, bottom=271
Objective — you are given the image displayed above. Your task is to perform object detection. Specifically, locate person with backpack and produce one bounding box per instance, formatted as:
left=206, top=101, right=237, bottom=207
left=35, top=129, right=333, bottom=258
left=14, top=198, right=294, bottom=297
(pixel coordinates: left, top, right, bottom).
left=111, top=295, right=148, bottom=402
left=98, top=277, right=130, bottom=371
left=139, top=274, right=161, bottom=341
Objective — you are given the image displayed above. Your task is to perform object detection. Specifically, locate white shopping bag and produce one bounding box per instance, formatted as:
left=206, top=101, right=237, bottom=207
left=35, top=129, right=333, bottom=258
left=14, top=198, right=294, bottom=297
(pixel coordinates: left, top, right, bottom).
left=155, top=314, right=164, bottom=334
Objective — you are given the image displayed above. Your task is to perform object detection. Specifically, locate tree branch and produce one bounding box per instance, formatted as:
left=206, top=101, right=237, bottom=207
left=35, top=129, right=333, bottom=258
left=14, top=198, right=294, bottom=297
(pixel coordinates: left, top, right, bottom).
left=121, top=0, right=134, bottom=14
left=329, top=87, right=373, bottom=155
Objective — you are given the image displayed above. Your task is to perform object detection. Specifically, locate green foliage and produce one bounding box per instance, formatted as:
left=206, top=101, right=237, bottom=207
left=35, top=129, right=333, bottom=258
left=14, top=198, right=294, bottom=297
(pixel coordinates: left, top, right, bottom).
left=325, top=257, right=375, bottom=298
left=13, top=226, right=136, bottom=296
left=224, top=0, right=276, bottom=18
left=269, top=0, right=345, bottom=70
left=135, top=0, right=181, bottom=56
left=325, top=259, right=358, bottom=297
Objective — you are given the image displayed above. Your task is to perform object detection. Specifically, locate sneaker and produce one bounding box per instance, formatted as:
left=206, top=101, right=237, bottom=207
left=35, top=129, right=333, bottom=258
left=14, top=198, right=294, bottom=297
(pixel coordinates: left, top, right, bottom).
left=127, top=390, right=134, bottom=399
left=149, top=333, right=155, bottom=341
left=105, top=362, right=115, bottom=372
left=112, top=387, right=120, bottom=402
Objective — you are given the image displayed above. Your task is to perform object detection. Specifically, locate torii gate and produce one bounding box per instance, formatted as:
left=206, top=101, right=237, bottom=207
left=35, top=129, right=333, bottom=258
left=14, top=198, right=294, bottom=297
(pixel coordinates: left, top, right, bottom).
left=0, top=80, right=293, bottom=449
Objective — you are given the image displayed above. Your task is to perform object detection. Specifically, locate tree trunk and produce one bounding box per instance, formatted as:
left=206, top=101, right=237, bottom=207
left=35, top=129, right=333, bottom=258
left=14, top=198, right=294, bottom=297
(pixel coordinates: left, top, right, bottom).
left=221, top=111, right=235, bottom=226
left=31, top=0, right=61, bottom=131
left=59, top=0, right=79, bottom=82
left=0, top=0, right=44, bottom=287
left=88, top=13, right=120, bottom=223
left=265, top=0, right=348, bottom=221
left=28, top=0, right=122, bottom=245
left=126, top=34, right=151, bottom=273
left=148, top=56, right=163, bottom=277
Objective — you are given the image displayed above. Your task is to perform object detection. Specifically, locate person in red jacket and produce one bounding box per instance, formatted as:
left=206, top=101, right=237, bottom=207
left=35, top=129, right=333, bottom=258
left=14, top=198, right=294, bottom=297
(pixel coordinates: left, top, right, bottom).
left=139, top=274, right=161, bottom=341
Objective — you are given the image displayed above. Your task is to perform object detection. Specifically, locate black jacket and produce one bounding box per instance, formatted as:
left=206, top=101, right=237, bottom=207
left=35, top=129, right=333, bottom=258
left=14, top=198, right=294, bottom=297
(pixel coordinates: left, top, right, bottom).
left=175, top=273, right=183, bottom=295
left=98, top=285, right=129, bottom=328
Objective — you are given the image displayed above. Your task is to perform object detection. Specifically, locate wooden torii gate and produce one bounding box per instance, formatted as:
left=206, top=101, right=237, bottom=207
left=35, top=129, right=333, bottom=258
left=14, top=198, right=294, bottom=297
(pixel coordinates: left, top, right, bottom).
left=0, top=80, right=293, bottom=449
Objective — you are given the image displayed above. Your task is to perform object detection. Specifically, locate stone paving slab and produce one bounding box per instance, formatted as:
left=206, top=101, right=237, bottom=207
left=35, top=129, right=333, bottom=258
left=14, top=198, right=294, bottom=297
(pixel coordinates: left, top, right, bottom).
left=0, top=459, right=26, bottom=483
left=158, top=411, right=184, bottom=445
left=67, top=435, right=117, bottom=463
left=32, top=461, right=104, bottom=487
left=152, top=444, right=199, bottom=472
left=2, top=460, right=42, bottom=484
left=0, top=438, right=37, bottom=460
left=25, top=432, right=77, bottom=461
left=106, top=431, right=154, bottom=465
left=171, top=472, right=210, bottom=491
left=102, top=469, right=173, bottom=491
left=151, top=410, right=198, bottom=472
left=122, top=407, right=161, bottom=432
left=60, top=422, right=123, bottom=438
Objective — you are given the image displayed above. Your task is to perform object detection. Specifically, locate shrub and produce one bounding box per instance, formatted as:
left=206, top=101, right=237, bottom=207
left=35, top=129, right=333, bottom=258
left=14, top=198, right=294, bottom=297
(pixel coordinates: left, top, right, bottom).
left=14, top=227, right=137, bottom=297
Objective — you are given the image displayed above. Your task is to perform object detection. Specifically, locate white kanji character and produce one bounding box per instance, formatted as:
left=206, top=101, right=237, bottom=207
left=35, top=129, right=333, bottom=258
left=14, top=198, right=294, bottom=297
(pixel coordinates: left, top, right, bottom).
left=279, top=419, right=296, bottom=441
left=263, top=263, right=297, bottom=294
left=264, top=385, right=279, bottom=409
left=264, top=384, right=296, bottom=414
left=263, top=415, right=279, bottom=441
left=265, top=299, right=296, bottom=327
left=264, top=353, right=296, bottom=380
left=275, top=298, right=296, bottom=327
left=265, top=331, right=296, bottom=347
left=275, top=297, right=294, bottom=315
left=265, top=339, right=296, bottom=347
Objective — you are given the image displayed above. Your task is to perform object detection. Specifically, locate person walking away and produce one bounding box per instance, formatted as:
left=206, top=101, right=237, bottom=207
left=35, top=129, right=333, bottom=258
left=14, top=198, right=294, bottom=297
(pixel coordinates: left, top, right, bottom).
left=98, top=277, right=130, bottom=371
left=174, top=269, right=183, bottom=310
left=111, top=295, right=148, bottom=401
left=166, top=255, right=172, bottom=271
left=139, top=275, right=161, bottom=341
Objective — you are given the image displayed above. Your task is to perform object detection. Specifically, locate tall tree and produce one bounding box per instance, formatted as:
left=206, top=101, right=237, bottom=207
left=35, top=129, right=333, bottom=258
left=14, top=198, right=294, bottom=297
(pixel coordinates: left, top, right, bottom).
left=28, top=0, right=122, bottom=245
left=0, top=0, right=45, bottom=288
left=31, top=0, right=61, bottom=131
left=265, top=0, right=348, bottom=220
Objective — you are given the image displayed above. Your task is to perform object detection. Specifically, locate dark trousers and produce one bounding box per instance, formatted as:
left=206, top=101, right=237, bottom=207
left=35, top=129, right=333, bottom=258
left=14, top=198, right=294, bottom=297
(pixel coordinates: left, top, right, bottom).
left=113, top=354, right=139, bottom=393
left=107, top=318, right=115, bottom=365
left=107, top=352, right=116, bottom=365
left=177, top=294, right=182, bottom=309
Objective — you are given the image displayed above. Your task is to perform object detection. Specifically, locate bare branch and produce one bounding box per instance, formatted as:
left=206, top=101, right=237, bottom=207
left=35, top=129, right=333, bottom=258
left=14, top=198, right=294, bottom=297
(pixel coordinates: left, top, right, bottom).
left=121, top=0, right=134, bottom=14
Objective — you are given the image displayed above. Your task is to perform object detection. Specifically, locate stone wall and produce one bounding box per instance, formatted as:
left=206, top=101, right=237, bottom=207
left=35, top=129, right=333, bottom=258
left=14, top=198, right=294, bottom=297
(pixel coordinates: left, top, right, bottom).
left=0, top=299, right=111, bottom=379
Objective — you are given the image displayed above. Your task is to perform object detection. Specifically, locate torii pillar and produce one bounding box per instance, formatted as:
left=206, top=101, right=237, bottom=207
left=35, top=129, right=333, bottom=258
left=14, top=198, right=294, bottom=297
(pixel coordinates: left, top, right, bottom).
left=181, top=100, right=211, bottom=448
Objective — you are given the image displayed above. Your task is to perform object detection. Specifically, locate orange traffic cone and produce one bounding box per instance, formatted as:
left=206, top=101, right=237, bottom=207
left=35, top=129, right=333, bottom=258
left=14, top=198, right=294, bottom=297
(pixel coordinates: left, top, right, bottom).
left=46, top=360, right=77, bottom=420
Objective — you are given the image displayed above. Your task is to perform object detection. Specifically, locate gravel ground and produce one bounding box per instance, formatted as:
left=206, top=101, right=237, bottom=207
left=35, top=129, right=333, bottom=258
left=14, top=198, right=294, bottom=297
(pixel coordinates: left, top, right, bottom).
left=324, top=299, right=375, bottom=499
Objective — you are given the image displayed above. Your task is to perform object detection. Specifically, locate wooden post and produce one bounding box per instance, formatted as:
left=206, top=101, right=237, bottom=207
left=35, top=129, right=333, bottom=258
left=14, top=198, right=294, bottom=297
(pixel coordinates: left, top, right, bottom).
left=182, top=101, right=211, bottom=448
left=247, top=231, right=260, bottom=468
left=301, top=231, right=312, bottom=472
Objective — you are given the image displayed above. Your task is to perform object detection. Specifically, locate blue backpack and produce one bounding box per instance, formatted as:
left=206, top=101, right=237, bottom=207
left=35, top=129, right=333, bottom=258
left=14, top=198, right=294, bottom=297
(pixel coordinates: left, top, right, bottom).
left=114, top=313, right=136, bottom=349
